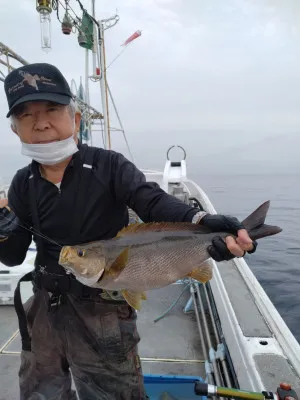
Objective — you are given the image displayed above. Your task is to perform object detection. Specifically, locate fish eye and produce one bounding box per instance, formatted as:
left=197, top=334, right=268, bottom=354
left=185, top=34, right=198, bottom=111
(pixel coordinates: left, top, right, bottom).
left=77, top=249, right=85, bottom=257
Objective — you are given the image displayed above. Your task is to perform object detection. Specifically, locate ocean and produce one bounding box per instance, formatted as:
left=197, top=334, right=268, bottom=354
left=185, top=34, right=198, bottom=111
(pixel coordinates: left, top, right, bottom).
left=192, top=173, right=300, bottom=343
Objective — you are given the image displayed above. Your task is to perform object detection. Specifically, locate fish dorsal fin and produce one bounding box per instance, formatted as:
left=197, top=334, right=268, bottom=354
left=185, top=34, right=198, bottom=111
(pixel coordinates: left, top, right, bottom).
left=116, top=222, right=210, bottom=237
left=116, top=223, right=143, bottom=237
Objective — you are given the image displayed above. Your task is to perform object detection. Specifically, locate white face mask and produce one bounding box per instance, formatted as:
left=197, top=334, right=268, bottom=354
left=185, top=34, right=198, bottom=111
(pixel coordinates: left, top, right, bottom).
left=21, top=135, right=79, bottom=165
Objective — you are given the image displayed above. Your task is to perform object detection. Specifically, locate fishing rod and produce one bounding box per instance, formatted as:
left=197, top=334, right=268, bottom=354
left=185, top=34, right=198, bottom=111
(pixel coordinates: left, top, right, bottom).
left=194, top=381, right=299, bottom=400
left=0, top=208, right=62, bottom=249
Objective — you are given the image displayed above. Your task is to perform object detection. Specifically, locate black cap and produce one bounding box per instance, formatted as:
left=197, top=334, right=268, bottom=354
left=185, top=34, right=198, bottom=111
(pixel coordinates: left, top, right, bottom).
left=4, top=62, right=73, bottom=117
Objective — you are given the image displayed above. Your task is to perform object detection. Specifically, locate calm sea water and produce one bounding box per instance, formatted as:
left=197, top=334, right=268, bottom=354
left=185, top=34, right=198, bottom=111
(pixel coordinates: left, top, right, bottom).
left=191, top=173, right=300, bottom=342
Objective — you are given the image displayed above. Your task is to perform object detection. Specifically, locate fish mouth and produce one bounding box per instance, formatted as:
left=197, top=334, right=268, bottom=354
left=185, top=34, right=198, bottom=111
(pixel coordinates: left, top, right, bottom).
left=59, top=246, right=70, bottom=266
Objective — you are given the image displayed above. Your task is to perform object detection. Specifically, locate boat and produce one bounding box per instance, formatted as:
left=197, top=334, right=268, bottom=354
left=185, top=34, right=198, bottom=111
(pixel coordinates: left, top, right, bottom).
left=0, top=2, right=300, bottom=399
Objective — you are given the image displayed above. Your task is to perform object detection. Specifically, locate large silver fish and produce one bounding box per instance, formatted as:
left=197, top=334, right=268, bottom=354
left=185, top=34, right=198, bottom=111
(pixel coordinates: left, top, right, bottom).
left=58, top=201, right=282, bottom=310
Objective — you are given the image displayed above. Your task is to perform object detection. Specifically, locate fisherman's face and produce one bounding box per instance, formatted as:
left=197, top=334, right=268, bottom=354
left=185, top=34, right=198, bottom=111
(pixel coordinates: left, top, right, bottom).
left=10, top=100, right=81, bottom=144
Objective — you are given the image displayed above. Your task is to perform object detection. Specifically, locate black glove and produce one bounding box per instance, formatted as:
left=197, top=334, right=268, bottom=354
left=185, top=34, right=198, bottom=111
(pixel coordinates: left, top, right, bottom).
left=200, top=214, right=258, bottom=262
left=201, top=214, right=245, bottom=235
left=0, top=206, right=19, bottom=240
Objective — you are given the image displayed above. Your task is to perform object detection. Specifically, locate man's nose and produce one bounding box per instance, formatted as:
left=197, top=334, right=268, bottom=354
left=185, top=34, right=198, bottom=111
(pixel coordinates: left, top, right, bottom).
left=34, top=114, right=51, bottom=131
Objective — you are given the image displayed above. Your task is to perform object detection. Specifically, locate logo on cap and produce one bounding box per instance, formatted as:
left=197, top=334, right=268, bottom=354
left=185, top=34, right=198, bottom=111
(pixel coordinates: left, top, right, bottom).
left=8, top=70, right=57, bottom=94
left=19, top=71, right=41, bottom=91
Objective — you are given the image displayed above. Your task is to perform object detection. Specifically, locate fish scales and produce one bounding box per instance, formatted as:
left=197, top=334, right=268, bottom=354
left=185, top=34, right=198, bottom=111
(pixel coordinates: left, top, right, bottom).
left=100, top=234, right=215, bottom=291
left=58, top=201, right=283, bottom=309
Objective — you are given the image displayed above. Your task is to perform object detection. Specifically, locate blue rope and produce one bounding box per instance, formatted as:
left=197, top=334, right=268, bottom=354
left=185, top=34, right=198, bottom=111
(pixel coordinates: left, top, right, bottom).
left=153, top=283, right=191, bottom=323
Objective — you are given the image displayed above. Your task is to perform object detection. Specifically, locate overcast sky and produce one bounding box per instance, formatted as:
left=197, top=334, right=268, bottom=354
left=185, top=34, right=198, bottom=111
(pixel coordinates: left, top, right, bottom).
left=0, top=0, right=299, bottom=175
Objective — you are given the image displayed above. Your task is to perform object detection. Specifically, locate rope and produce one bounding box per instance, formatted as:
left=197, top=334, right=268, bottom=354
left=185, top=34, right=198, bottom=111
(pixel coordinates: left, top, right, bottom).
left=106, top=83, right=134, bottom=162
left=57, top=0, right=82, bottom=31
left=106, top=45, right=129, bottom=70
left=153, top=283, right=191, bottom=323
left=74, top=0, right=99, bottom=27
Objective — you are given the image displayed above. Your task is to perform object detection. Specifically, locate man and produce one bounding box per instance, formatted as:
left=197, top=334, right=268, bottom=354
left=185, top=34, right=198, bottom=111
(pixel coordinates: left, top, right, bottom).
left=0, top=63, right=256, bottom=400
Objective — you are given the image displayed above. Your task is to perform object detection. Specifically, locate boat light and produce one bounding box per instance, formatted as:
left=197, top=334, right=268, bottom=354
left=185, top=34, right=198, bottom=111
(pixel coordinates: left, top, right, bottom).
left=36, top=0, right=53, bottom=52
left=62, top=12, right=73, bottom=35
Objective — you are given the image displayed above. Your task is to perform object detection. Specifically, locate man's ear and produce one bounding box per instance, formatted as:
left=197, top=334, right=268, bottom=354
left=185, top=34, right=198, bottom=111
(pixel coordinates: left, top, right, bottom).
left=75, top=111, right=81, bottom=133
left=10, top=123, right=18, bottom=135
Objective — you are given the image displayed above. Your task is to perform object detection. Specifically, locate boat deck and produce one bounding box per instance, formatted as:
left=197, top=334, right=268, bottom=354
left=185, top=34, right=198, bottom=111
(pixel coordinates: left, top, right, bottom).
left=0, top=283, right=206, bottom=399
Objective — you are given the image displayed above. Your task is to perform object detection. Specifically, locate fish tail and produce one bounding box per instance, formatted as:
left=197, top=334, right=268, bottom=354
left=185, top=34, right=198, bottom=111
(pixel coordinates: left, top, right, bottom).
left=241, top=201, right=282, bottom=240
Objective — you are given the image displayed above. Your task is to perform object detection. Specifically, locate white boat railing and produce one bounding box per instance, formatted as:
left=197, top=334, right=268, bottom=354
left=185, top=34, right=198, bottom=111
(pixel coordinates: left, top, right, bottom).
left=0, top=184, right=9, bottom=199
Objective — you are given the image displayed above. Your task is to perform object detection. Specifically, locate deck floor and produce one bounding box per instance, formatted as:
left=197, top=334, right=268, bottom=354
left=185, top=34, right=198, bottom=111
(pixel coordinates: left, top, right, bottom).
left=0, top=283, right=205, bottom=399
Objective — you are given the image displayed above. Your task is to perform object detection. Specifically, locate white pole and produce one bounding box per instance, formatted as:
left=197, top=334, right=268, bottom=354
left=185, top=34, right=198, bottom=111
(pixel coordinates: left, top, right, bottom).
left=84, top=48, right=92, bottom=146
left=98, top=21, right=111, bottom=149
left=91, top=0, right=96, bottom=77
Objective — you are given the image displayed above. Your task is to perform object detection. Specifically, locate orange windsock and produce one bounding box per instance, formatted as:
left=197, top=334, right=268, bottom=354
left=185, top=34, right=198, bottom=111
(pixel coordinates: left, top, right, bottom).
left=122, top=30, right=142, bottom=46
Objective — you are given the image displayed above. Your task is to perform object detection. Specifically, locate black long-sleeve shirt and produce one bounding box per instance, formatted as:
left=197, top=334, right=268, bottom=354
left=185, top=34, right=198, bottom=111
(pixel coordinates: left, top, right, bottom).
left=0, top=144, right=198, bottom=270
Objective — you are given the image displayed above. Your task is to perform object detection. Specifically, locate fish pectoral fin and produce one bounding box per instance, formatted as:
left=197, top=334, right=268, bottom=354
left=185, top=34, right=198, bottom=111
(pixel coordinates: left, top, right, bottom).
left=187, top=260, right=213, bottom=283
left=110, top=247, right=130, bottom=274
left=121, top=290, right=147, bottom=310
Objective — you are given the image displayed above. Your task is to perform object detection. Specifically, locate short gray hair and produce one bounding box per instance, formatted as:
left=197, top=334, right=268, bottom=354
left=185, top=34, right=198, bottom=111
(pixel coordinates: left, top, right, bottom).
left=10, top=98, right=80, bottom=129
left=68, top=98, right=81, bottom=117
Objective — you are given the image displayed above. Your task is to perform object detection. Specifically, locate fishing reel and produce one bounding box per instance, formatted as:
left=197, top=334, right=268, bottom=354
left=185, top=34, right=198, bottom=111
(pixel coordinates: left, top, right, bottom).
left=194, top=382, right=299, bottom=400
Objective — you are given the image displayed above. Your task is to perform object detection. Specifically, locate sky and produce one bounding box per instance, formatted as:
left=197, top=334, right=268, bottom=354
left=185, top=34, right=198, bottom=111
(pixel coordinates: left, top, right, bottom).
left=0, top=0, right=299, bottom=177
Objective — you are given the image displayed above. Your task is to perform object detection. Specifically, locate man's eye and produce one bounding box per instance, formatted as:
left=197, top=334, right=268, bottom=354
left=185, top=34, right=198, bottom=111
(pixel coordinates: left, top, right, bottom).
left=48, top=107, right=58, bottom=112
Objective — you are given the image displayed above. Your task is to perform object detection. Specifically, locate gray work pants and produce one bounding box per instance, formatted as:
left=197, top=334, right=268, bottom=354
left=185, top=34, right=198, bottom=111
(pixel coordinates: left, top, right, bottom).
left=19, top=289, right=147, bottom=400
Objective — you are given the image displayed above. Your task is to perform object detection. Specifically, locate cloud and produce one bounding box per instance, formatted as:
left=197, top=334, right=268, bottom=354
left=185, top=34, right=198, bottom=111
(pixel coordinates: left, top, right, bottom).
left=0, top=0, right=299, bottom=174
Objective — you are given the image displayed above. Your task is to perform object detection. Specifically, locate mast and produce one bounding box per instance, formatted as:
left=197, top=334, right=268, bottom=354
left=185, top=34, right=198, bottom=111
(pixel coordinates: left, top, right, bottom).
left=97, top=21, right=111, bottom=150
left=89, top=0, right=118, bottom=150
left=91, top=0, right=97, bottom=76
left=84, top=0, right=95, bottom=147
left=94, top=13, right=120, bottom=150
